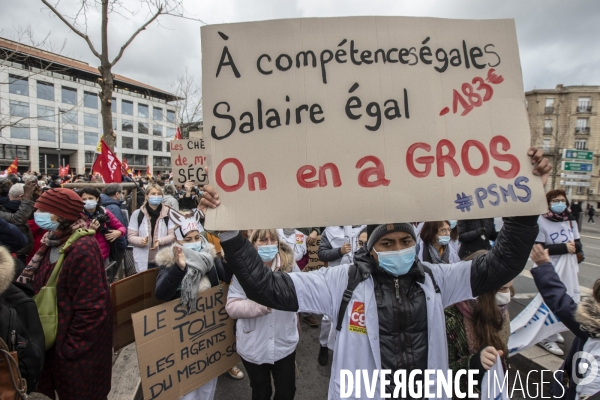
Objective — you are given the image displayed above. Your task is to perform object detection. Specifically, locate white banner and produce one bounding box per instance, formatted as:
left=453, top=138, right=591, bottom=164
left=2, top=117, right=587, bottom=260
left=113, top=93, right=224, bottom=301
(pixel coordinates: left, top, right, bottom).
left=508, top=254, right=580, bottom=355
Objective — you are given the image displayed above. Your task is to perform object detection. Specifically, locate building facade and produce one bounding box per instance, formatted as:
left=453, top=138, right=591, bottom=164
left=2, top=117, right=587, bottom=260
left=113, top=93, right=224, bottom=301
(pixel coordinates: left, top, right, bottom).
left=0, top=37, right=178, bottom=176
left=527, top=84, right=600, bottom=205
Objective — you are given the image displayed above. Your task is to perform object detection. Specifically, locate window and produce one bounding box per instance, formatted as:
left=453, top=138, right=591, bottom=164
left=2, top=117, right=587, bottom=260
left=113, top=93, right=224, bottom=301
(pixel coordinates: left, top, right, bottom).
left=3, top=145, right=29, bottom=160
left=138, top=104, right=149, bottom=118
left=122, top=136, right=133, bottom=149
left=62, top=129, right=78, bottom=144
left=544, top=119, right=552, bottom=128
left=138, top=122, right=149, bottom=134
left=166, top=127, right=176, bottom=138
left=134, top=155, right=147, bottom=165
left=121, top=100, right=133, bottom=116
left=122, top=119, right=133, bottom=132
left=153, top=107, right=163, bottom=121
left=84, top=113, right=98, bottom=128
left=112, top=117, right=117, bottom=130
left=62, top=109, right=78, bottom=125
left=84, top=132, right=98, bottom=146
left=84, top=92, right=98, bottom=109
left=545, top=98, right=554, bottom=107
left=11, top=125, right=30, bottom=139
left=37, top=105, right=54, bottom=121
left=153, top=124, right=162, bottom=136
left=9, top=75, right=28, bottom=96
left=576, top=118, right=589, bottom=133
left=166, top=142, right=170, bottom=152
left=111, top=97, right=117, bottom=113
left=37, top=81, right=54, bottom=101
left=138, top=139, right=148, bottom=150
left=153, top=140, right=162, bottom=152
left=578, top=97, right=592, bottom=112
left=577, top=186, right=585, bottom=195
left=38, top=127, right=55, bottom=142
left=542, top=138, right=551, bottom=152
left=85, top=151, right=95, bottom=163
left=9, top=101, right=29, bottom=117
left=153, top=156, right=171, bottom=167
left=575, top=139, right=588, bottom=150
left=167, top=110, right=176, bottom=123
left=61, top=86, right=77, bottom=105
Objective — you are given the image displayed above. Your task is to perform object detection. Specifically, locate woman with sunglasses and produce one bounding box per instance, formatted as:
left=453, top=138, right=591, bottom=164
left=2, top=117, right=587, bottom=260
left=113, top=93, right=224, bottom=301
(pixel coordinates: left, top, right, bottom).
left=417, top=221, right=460, bottom=264
left=535, top=189, right=583, bottom=356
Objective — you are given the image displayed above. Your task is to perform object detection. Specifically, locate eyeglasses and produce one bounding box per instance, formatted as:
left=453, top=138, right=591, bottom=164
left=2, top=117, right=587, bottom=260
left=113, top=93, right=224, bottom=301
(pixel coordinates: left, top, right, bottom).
left=550, top=199, right=567, bottom=204
left=438, top=228, right=451, bottom=234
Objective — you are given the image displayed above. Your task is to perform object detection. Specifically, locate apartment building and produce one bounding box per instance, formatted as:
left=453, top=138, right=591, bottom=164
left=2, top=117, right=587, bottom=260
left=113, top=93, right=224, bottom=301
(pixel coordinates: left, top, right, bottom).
left=527, top=84, right=600, bottom=204
left=0, top=37, right=179, bottom=176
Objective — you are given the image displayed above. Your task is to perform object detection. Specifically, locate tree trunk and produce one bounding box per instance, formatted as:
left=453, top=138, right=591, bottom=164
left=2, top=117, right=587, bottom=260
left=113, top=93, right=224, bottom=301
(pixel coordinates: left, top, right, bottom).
left=99, top=0, right=115, bottom=150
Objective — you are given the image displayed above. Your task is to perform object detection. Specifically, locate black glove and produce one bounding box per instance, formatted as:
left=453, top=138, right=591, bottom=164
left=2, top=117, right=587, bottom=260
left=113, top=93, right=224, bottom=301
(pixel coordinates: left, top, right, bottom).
left=476, top=227, right=486, bottom=238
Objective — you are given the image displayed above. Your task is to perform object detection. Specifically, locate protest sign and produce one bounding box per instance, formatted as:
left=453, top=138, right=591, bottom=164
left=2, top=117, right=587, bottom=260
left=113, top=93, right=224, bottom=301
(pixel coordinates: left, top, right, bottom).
left=170, top=138, right=210, bottom=185
left=132, top=285, right=239, bottom=400
left=201, top=17, right=548, bottom=230
left=303, top=235, right=327, bottom=272
left=111, top=269, right=162, bottom=352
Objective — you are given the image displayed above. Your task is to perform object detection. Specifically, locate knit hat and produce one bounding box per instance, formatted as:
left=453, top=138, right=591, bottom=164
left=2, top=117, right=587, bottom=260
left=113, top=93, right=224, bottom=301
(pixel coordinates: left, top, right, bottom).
left=34, top=188, right=84, bottom=221
left=366, top=223, right=416, bottom=251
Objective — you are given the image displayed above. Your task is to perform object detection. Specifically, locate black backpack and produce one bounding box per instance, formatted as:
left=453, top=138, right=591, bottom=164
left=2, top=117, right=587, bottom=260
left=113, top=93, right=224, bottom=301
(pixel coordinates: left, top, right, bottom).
left=336, top=262, right=440, bottom=331
left=0, top=283, right=45, bottom=392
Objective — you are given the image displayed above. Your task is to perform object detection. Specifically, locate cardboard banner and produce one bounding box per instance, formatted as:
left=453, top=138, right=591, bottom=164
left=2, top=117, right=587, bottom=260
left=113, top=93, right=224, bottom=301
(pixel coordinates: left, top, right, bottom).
left=111, top=269, right=162, bottom=352
left=303, top=235, right=327, bottom=272
left=132, top=285, right=240, bottom=400
left=201, top=17, right=548, bottom=230
left=170, top=138, right=210, bottom=185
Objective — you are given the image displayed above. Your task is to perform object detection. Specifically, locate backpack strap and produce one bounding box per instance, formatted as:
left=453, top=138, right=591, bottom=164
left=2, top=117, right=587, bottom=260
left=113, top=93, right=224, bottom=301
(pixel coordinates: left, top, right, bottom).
left=336, top=264, right=369, bottom=331
left=421, top=264, right=441, bottom=294
left=137, top=211, right=169, bottom=230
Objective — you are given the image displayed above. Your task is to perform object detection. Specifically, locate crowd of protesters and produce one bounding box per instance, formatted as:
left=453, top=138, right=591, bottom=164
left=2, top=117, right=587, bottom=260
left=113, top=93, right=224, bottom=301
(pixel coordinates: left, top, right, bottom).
left=0, top=147, right=598, bottom=400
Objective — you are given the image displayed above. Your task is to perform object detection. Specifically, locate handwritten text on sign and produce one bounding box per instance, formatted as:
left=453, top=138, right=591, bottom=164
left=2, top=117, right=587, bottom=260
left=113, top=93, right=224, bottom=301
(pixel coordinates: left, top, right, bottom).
left=201, top=17, right=547, bottom=229
left=132, top=285, right=239, bottom=400
left=170, top=138, right=209, bottom=185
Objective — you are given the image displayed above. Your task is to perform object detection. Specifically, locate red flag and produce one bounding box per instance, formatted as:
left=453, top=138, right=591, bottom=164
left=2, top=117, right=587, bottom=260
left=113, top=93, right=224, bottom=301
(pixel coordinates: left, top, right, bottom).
left=174, top=126, right=182, bottom=140
left=94, top=141, right=122, bottom=183
left=1, top=157, right=18, bottom=176
left=121, top=158, right=133, bottom=177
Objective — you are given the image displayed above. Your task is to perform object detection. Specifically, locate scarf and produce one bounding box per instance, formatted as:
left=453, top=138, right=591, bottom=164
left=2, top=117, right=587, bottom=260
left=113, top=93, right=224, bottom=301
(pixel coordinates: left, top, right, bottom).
left=145, top=203, right=162, bottom=239
left=427, top=243, right=449, bottom=264
left=17, top=218, right=87, bottom=284
left=542, top=209, right=571, bottom=222
left=179, top=237, right=215, bottom=312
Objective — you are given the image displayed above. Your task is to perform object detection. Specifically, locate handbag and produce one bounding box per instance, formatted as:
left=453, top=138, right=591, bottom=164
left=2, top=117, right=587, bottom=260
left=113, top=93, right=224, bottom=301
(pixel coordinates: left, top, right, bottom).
left=0, top=337, right=27, bottom=399
left=33, top=228, right=96, bottom=350
left=569, top=221, right=585, bottom=263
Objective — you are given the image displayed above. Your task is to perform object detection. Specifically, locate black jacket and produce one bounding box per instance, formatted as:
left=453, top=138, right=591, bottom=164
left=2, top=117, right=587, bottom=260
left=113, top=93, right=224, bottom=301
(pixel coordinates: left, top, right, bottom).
left=100, top=194, right=128, bottom=228
left=220, top=215, right=539, bottom=378
left=457, top=218, right=498, bottom=259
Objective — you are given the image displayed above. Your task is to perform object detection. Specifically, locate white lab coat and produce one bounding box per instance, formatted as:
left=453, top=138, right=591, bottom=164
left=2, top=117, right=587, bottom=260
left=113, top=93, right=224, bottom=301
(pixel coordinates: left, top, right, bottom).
left=324, top=226, right=366, bottom=267
left=288, top=259, right=474, bottom=400
left=128, top=208, right=174, bottom=272
left=276, top=229, right=307, bottom=261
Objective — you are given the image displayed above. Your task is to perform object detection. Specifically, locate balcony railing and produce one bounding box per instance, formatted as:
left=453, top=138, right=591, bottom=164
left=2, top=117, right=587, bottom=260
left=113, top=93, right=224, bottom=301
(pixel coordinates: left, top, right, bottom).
left=543, top=127, right=553, bottom=135
left=577, top=105, right=593, bottom=113
left=545, top=106, right=554, bottom=113
left=575, top=127, right=591, bottom=134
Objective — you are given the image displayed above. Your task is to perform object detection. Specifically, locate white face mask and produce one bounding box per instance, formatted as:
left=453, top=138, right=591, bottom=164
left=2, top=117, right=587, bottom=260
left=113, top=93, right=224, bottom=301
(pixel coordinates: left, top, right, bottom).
left=495, top=291, right=511, bottom=306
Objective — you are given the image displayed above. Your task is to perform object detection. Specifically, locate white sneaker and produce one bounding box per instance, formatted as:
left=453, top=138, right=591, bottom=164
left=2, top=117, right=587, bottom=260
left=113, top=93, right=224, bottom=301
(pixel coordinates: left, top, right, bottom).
left=556, top=334, right=565, bottom=343
left=540, top=341, right=564, bottom=356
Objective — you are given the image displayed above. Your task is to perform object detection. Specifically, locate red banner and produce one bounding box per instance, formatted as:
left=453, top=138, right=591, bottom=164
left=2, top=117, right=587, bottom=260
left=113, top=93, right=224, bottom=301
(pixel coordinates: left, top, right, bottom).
left=93, top=140, right=122, bottom=183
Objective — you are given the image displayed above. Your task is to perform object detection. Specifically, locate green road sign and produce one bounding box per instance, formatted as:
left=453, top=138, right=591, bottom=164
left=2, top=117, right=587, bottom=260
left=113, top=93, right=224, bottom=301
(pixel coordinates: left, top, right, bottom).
left=562, top=161, right=593, bottom=172
left=562, top=149, right=594, bottom=160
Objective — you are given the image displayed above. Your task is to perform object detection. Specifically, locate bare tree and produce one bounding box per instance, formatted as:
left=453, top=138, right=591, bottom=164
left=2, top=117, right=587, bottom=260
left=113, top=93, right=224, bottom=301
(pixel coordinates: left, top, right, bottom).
left=39, top=0, right=201, bottom=150
left=169, top=66, right=202, bottom=126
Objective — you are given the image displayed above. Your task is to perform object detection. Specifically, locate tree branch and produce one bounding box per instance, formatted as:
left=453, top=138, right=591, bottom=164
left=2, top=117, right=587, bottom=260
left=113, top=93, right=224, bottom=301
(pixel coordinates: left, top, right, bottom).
left=110, top=5, right=162, bottom=66
left=40, top=0, right=102, bottom=59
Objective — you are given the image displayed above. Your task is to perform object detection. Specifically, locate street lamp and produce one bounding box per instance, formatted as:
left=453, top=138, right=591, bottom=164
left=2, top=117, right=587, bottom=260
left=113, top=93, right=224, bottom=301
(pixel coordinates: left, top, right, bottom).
left=56, top=108, right=66, bottom=171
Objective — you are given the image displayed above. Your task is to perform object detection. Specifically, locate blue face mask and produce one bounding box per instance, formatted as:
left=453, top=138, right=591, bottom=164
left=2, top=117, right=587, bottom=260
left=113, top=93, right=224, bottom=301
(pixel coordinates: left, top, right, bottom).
left=83, top=200, right=97, bottom=210
left=148, top=195, right=163, bottom=206
left=34, top=212, right=60, bottom=231
left=448, top=220, right=457, bottom=229
left=550, top=203, right=567, bottom=214
left=257, top=244, right=278, bottom=262
left=182, top=242, right=203, bottom=252
left=438, top=235, right=451, bottom=246
left=375, top=246, right=416, bottom=277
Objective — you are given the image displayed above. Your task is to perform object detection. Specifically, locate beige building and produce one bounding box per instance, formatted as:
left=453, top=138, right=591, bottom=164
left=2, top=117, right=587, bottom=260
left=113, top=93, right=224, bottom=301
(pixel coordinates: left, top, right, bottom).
left=527, top=84, right=600, bottom=206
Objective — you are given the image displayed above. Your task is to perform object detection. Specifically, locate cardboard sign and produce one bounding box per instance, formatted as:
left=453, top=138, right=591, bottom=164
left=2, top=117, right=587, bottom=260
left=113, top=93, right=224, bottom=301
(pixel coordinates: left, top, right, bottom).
left=111, top=269, right=162, bottom=352
left=201, top=17, right=547, bottom=230
left=303, top=235, right=327, bottom=272
left=170, top=138, right=209, bottom=185
left=132, top=285, right=240, bottom=400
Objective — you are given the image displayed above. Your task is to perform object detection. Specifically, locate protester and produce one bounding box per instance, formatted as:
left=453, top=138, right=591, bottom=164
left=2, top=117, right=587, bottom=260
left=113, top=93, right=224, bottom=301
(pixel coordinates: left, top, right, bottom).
left=162, top=184, right=180, bottom=211
left=0, top=217, right=28, bottom=253
left=357, top=228, right=367, bottom=248
left=17, top=188, right=112, bottom=400
left=179, top=181, right=199, bottom=210
left=535, top=189, right=582, bottom=356
left=101, top=183, right=128, bottom=228
left=0, top=180, right=36, bottom=258
left=79, top=188, right=127, bottom=261
left=571, top=201, right=583, bottom=229
left=448, top=220, right=459, bottom=253
left=48, top=174, right=62, bottom=188
left=226, top=229, right=300, bottom=400
left=277, top=228, right=307, bottom=262
left=457, top=218, right=498, bottom=259
left=200, top=147, right=551, bottom=399
left=417, top=221, right=460, bottom=264
left=155, top=208, right=235, bottom=399
left=588, top=206, right=595, bottom=224
left=445, top=251, right=513, bottom=398
left=529, top=244, right=600, bottom=400
left=128, top=184, right=175, bottom=272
